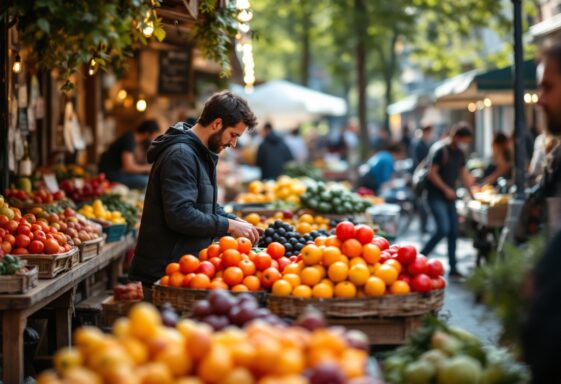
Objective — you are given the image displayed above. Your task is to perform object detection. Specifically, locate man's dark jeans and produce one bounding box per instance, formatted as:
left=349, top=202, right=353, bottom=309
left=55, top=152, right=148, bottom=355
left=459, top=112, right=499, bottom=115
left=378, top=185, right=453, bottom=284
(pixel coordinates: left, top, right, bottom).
left=420, top=197, right=459, bottom=271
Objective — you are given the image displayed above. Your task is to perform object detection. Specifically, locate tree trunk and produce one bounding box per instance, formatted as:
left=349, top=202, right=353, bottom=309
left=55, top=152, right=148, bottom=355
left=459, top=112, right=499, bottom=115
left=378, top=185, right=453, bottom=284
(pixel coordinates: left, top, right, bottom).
left=382, top=29, right=400, bottom=135
left=355, top=0, right=368, bottom=162
left=300, top=3, right=312, bottom=86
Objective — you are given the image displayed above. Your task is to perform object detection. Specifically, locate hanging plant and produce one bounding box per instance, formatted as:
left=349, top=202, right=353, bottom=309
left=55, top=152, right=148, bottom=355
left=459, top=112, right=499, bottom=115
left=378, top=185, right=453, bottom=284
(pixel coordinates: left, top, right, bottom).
left=6, top=0, right=166, bottom=91
left=195, top=0, right=239, bottom=77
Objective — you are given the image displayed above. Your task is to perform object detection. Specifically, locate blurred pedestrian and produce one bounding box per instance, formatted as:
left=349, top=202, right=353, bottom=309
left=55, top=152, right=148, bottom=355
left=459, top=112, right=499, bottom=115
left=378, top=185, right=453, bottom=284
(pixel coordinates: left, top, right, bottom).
left=99, top=119, right=160, bottom=189
left=360, top=143, right=406, bottom=195
left=284, top=127, right=308, bottom=164
left=256, top=123, right=294, bottom=180
left=420, top=122, right=475, bottom=278
left=482, top=133, right=513, bottom=185
left=412, top=124, right=435, bottom=233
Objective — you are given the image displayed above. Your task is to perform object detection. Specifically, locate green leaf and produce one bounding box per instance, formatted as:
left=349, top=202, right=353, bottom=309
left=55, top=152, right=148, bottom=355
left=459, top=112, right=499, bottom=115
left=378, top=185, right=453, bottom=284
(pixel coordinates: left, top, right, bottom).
left=153, top=26, right=166, bottom=42
left=37, top=18, right=50, bottom=34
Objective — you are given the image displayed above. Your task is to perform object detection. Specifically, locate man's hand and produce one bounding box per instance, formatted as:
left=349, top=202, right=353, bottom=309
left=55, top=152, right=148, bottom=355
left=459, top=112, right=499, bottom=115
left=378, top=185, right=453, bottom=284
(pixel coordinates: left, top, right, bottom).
left=227, top=219, right=260, bottom=245
left=444, top=187, right=457, bottom=201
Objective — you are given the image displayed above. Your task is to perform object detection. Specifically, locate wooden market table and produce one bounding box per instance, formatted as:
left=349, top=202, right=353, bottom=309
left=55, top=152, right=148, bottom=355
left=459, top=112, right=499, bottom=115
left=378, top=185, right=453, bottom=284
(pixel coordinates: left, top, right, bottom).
left=0, top=236, right=134, bottom=383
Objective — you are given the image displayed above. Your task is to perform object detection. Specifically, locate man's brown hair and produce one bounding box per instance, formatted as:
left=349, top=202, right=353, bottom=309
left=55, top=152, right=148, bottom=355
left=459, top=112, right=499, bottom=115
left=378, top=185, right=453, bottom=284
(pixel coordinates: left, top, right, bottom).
left=197, top=91, right=257, bottom=130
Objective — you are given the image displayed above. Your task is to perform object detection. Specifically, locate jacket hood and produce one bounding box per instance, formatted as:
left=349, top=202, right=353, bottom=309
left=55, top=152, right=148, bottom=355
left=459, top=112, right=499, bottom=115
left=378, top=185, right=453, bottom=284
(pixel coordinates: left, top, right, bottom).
left=147, top=122, right=218, bottom=164
left=265, top=131, right=283, bottom=144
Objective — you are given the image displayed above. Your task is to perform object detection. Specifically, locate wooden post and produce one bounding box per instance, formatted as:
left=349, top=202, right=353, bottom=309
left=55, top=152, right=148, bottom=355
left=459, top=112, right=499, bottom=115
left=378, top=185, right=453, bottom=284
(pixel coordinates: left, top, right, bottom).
left=0, top=11, right=9, bottom=190
left=2, top=311, right=26, bottom=384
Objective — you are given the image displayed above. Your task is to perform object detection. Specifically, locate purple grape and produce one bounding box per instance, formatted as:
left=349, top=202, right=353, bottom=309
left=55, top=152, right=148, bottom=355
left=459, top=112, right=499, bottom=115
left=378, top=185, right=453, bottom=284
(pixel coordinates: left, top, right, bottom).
left=295, top=308, right=327, bottom=331
left=192, top=300, right=212, bottom=317
left=161, top=310, right=178, bottom=328
left=204, top=315, right=230, bottom=331
left=208, top=290, right=236, bottom=315
left=310, top=362, right=346, bottom=384
left=236, top=293, right=257, bottom=306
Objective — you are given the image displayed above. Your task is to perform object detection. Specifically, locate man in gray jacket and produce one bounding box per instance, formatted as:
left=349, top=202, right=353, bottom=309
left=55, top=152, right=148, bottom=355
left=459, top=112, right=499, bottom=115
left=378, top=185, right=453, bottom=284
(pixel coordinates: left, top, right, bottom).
left=130, top=91, right=259, bottom=286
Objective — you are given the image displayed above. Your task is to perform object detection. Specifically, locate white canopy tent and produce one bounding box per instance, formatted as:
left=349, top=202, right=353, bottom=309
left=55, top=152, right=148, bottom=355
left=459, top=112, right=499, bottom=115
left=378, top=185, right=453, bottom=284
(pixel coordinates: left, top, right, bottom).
left=230, top=80, right=347, bottom=130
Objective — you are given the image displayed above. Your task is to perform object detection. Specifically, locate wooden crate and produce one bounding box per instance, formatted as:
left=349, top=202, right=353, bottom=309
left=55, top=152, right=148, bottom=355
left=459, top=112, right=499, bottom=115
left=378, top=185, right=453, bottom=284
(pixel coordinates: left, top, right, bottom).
left=18, top=247, right=78, bottom=279
left=78, top=235, right=105, bottom=263
left=267, top=289, right=444, bottom=319
left=0, top=266, right=38, bottom=294
left=101, top=296, right=141, bottom=327
left=153, top=282, right=266, bottom=314
left=329, top=316, right=423, bottom=346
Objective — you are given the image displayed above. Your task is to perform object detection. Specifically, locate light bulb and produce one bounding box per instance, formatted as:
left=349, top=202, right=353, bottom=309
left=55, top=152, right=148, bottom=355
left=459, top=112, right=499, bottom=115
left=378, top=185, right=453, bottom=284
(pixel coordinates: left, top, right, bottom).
left=524, top=93, right=532, bottom=104
left=88, top=58, right=98, bottom=76
left=12, top=54, right=22, bottom=73
left=483, top=98, right=492, bottom=108
left=136, top=98, right=147, bottom=112
left=142, top=22, right=154, bottom=38
left=531, top=94, right=539, bottom=104
left=467, top=103, right=477, bottom=113
left=117, top=89, right=127, bottom=101
left=238, top=9, right=253, bottom=22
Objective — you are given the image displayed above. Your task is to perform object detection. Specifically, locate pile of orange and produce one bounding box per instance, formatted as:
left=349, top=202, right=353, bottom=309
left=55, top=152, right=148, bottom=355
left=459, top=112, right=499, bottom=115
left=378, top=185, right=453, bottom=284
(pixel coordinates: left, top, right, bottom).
left=272, top=234, right=411, bottom=299
left=40, top=302, right=371, bottom=383
left=159, top=236, right=283, bottom=293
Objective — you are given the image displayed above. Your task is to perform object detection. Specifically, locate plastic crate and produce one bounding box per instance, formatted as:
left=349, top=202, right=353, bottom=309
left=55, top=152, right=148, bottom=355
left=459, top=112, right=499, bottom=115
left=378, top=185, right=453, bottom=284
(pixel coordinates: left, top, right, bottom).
left=102, top=224, right=127, bottom=243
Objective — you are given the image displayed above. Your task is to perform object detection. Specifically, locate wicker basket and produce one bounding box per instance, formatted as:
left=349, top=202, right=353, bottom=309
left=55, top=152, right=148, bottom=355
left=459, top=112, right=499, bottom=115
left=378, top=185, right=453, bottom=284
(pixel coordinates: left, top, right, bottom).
left=18, top=247, right=78, bottom=279
left=78, top=235, right=106, bottom=262
left=102, top=224, right=127, bottom=243
left=266, top=289, right=444, bottom=319
left=0, top=266, right=39, bottom=294
left=329, top=316, right=423, bottom=346
left=101, top=296, right=141, bottom=327
left=153, top=282, right=266, bottom=314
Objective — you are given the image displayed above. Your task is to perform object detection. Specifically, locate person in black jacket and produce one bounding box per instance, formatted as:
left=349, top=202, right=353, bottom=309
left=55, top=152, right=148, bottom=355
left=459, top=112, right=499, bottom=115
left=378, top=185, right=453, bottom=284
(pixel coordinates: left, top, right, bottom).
left=130, top=91, right=259, bottom=287
left=256, top=123, right=294, bottom=180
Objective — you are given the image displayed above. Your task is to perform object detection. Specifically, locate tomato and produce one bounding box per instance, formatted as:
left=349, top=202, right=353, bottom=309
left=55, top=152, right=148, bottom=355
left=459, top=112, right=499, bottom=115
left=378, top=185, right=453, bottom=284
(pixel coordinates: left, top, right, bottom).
left=206, top=244, right=221, bottom=259
left=426, top=259, right=444, bottom=278
left=6, top=220, right=19, bottom=234
left=198, top=261, right=216, bottom=278
left=4, top=234, right=15, bottom=246
left=261, top=267, right=281, bottom=288
left=17, top=225, right=31, bottom=236
left=15, top=234, right=31, bottom=249
left=209, top=257, right=223, bottom=272
left=271, top=259, right=279, bottom=270
left=44, top=239, right=61, bottom=254
left=0, top=241, right=12, bottom=254
left=354, top=224, right=374, bottom=244
left=396, top=244, right=417, bottom=265
left=411, top=274, right=432, bottom=293
left=28, top=240, right=45, bottom=254
left=397, top=274, right=411, bottom=285
left=335, top=221, right=356, bottom=241
left=254, top=252, right=272, bottom=271
left=431, top=277, right=446, bottom=290
left=222, top=249, right=242, bottom=267
left=0, top=215, right=9, bottom=228
left=379, top=250, right=392, bottom=264
left=266, top=242, right=285, bottom=260
left=0, top=228, right=5, bottom=237
left=407, top=255, right=428, bottom=276
left=11, top=248, right=29, bottom=255
left=33, top=230, right=47, bottom=242
left=237, top=237, right=252, bottom=254
left=23, top=214, right=36, bottom=224
left=277, top=257, right=291, bottom=272
left=372, top=237, right=390, bottom=251
left=239, top=259, right=256, bottom=276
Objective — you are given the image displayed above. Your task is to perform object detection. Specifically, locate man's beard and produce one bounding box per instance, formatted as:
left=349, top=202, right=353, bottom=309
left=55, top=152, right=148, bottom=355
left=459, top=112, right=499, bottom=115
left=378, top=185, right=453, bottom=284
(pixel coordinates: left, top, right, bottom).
left=544, top=108, right=561, bottom=136
left=208, top=129, right=229, bottom=153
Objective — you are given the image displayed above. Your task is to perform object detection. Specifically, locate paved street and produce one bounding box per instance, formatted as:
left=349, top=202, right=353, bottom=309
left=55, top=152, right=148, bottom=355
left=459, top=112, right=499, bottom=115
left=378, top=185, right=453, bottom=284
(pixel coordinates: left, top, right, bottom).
left=397, top=218, right=501, bottom=345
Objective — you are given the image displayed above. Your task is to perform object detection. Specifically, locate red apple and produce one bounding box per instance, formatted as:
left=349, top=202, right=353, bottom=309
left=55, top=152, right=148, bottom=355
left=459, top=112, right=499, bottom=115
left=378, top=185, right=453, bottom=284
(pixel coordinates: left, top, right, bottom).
left=411, top=274, right=432, bottom=293
left=426, top=259, right=444, bottom=278
left=198, top=261, right=216, bottom=278
left=407, top=255, right=428, bottom=276
left=396, top=244, right=417, bottom=265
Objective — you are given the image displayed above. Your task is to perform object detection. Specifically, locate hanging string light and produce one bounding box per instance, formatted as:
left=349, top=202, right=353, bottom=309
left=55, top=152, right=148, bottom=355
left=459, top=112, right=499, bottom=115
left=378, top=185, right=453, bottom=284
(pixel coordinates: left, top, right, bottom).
left=88, top=58, right=98, bottom=76
left=136, top=97, right=147, bottom=112
left=12, top=54, right=22, bottom=74
left=142, top=9, right=155, bottom=38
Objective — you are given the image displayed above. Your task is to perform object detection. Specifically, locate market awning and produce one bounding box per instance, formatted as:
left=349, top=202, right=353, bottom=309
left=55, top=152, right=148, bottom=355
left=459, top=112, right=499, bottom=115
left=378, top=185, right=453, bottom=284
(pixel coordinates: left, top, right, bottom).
left=530, top=12, right=561, bottom=39
left=387, top=94, right=433, bottom=115
left=475, top=60, right=537, bottom=91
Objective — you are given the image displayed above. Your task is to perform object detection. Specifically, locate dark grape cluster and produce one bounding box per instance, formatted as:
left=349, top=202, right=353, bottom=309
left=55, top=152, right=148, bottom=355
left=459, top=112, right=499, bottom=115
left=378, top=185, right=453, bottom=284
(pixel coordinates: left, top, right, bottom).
left=329, top=217, right=358, bottom=228
left=258, top=220, right=330, bottom=257
left=191, top=290, right=286, bottom=331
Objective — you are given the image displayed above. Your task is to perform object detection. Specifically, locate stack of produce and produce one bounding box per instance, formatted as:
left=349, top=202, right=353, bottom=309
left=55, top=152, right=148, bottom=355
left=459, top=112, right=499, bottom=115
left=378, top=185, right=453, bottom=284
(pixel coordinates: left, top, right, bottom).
left=300, top=181, right=371, bottom=215
left=257, top=220, right=329, bottom=258
left=383, top=317, right=529, bottom=384
left=113, top=282, right=144, bottom=302
left=244, top=212, right=331, bottom=234
left=98, top=194, right=139, bottom=228
left=473, top=185, right=511, bottom=207
left=4, top=188, right=67, bottom=206
left=159, top=236, right=286, bottom=293
left=78, top=200, right=127, bottom=225
left=0, top=254, right=28, bottom=275
left=59, top=174, right=110, bottom=203
left=235, top=177, right=306, bottom=206
left=270, top=221, right=445, bottom=299
left=39, top=300, right=375, bottom=384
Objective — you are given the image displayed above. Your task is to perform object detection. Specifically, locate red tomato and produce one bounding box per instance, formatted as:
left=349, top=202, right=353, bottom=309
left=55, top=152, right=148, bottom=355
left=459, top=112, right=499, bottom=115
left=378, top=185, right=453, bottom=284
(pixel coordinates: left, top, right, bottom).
left=397, top=274, right=411, bottom=285
left=15, top=234, right=31, bottom=249
left=4, top=234, right=15, bottom=246
left=6, top=220, right=18, bottom=234
left=411, top=274, right=432, bottom=293
left=209, top=257, right=223, bottom=272
left=30, top=224, right=41, bottom=233
left=354, top=224, right=374, bottom=244
left=266, top=242, right=285, bottom=260
left=254, top=252, right=272, bottom=271
left=379, top=250, right=392, bottom=264
left=431, top=277, right=446, bottom=290
left=261, top=267, right=281, bottom=288
left=11, top=248, right=29, bottom=255
left=23, top=213, right=36, bottom=224
left=277, top=257, right=291, bottom=272
left=0, top=241, right=12, bottom=254
left=372, top=237, right=390, bottom=251
left=0, top=228, right=5, bottom=237
left=426, top=259, right=444, bottom=278
left=33, top=230, right=47, bottom=242
left=237, top=237, right=252, bottom=254
left=335, top=221, right=356, bottom=241
left=407, top=255, right=428, bottom=276
left=396, top=244, right=417, bottom=265
left=28, top=240, right=45, bottom=254
left=0, top=215, right=9, bottom=228
left=44, top=239, right=61, bottom=254
left=198, top=261, right=216, bottom=278
left=17, top=225, right=31, bottom=236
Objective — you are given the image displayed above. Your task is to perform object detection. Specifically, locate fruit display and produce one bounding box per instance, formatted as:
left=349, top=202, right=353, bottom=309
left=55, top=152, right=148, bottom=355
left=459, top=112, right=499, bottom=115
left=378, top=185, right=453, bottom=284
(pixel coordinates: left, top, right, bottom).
left=257, top=220, right=329, bottom=258
left=159, top=236, right=284, bottom=292
left=245, top=212, right=331, bottom=233
left=190, top=289, right=286, bottom=330
left=283, top=163, right=325, bottom=181
left=4, top=188, right=67, bottom=206
left=270, top=221, right=445, bottom=299
left=383, top=317, right=529, bottom=384
left=39, top=300, right=375, bottom=384
left=78, top=200, right=127, bottom=225
left=114, top=282, right=144, bottom=301
left=59, top=174, right=110, bottom=203
left=236, top=176, right=307, bottom=205
left=300, top=181, right=371, bottom=215
left=0, top=254, right=27, bottom=275
left=473, top=185, right=511, bottom=207
left=98, top=194, right=139, bottom=228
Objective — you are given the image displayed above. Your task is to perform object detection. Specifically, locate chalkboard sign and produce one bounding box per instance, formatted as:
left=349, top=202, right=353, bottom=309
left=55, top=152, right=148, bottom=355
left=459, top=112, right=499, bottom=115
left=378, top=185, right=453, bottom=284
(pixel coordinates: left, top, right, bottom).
left=158, top=50, right=190, bottom=95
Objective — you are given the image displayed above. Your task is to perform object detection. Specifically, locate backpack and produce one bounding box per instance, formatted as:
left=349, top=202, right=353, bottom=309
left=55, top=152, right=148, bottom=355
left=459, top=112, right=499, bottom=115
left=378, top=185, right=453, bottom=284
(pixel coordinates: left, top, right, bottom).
left=412, top=145, right=449, bottom=195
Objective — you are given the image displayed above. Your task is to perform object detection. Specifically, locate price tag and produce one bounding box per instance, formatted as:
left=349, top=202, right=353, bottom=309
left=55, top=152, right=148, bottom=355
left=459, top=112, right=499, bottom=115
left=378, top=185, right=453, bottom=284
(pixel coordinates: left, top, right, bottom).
left=43, top=174, right=59, bottom=193
left=74, top=178, right=85, bottom=189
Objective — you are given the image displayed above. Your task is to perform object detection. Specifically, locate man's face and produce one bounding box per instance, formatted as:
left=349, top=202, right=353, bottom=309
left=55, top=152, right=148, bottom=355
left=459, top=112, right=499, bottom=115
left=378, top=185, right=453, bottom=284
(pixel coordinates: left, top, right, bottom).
left=208, top=120, right=247, bottom=153
left=454, top=136, right=472, bottom=152
left=538, top=57, right=561, bottom=135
